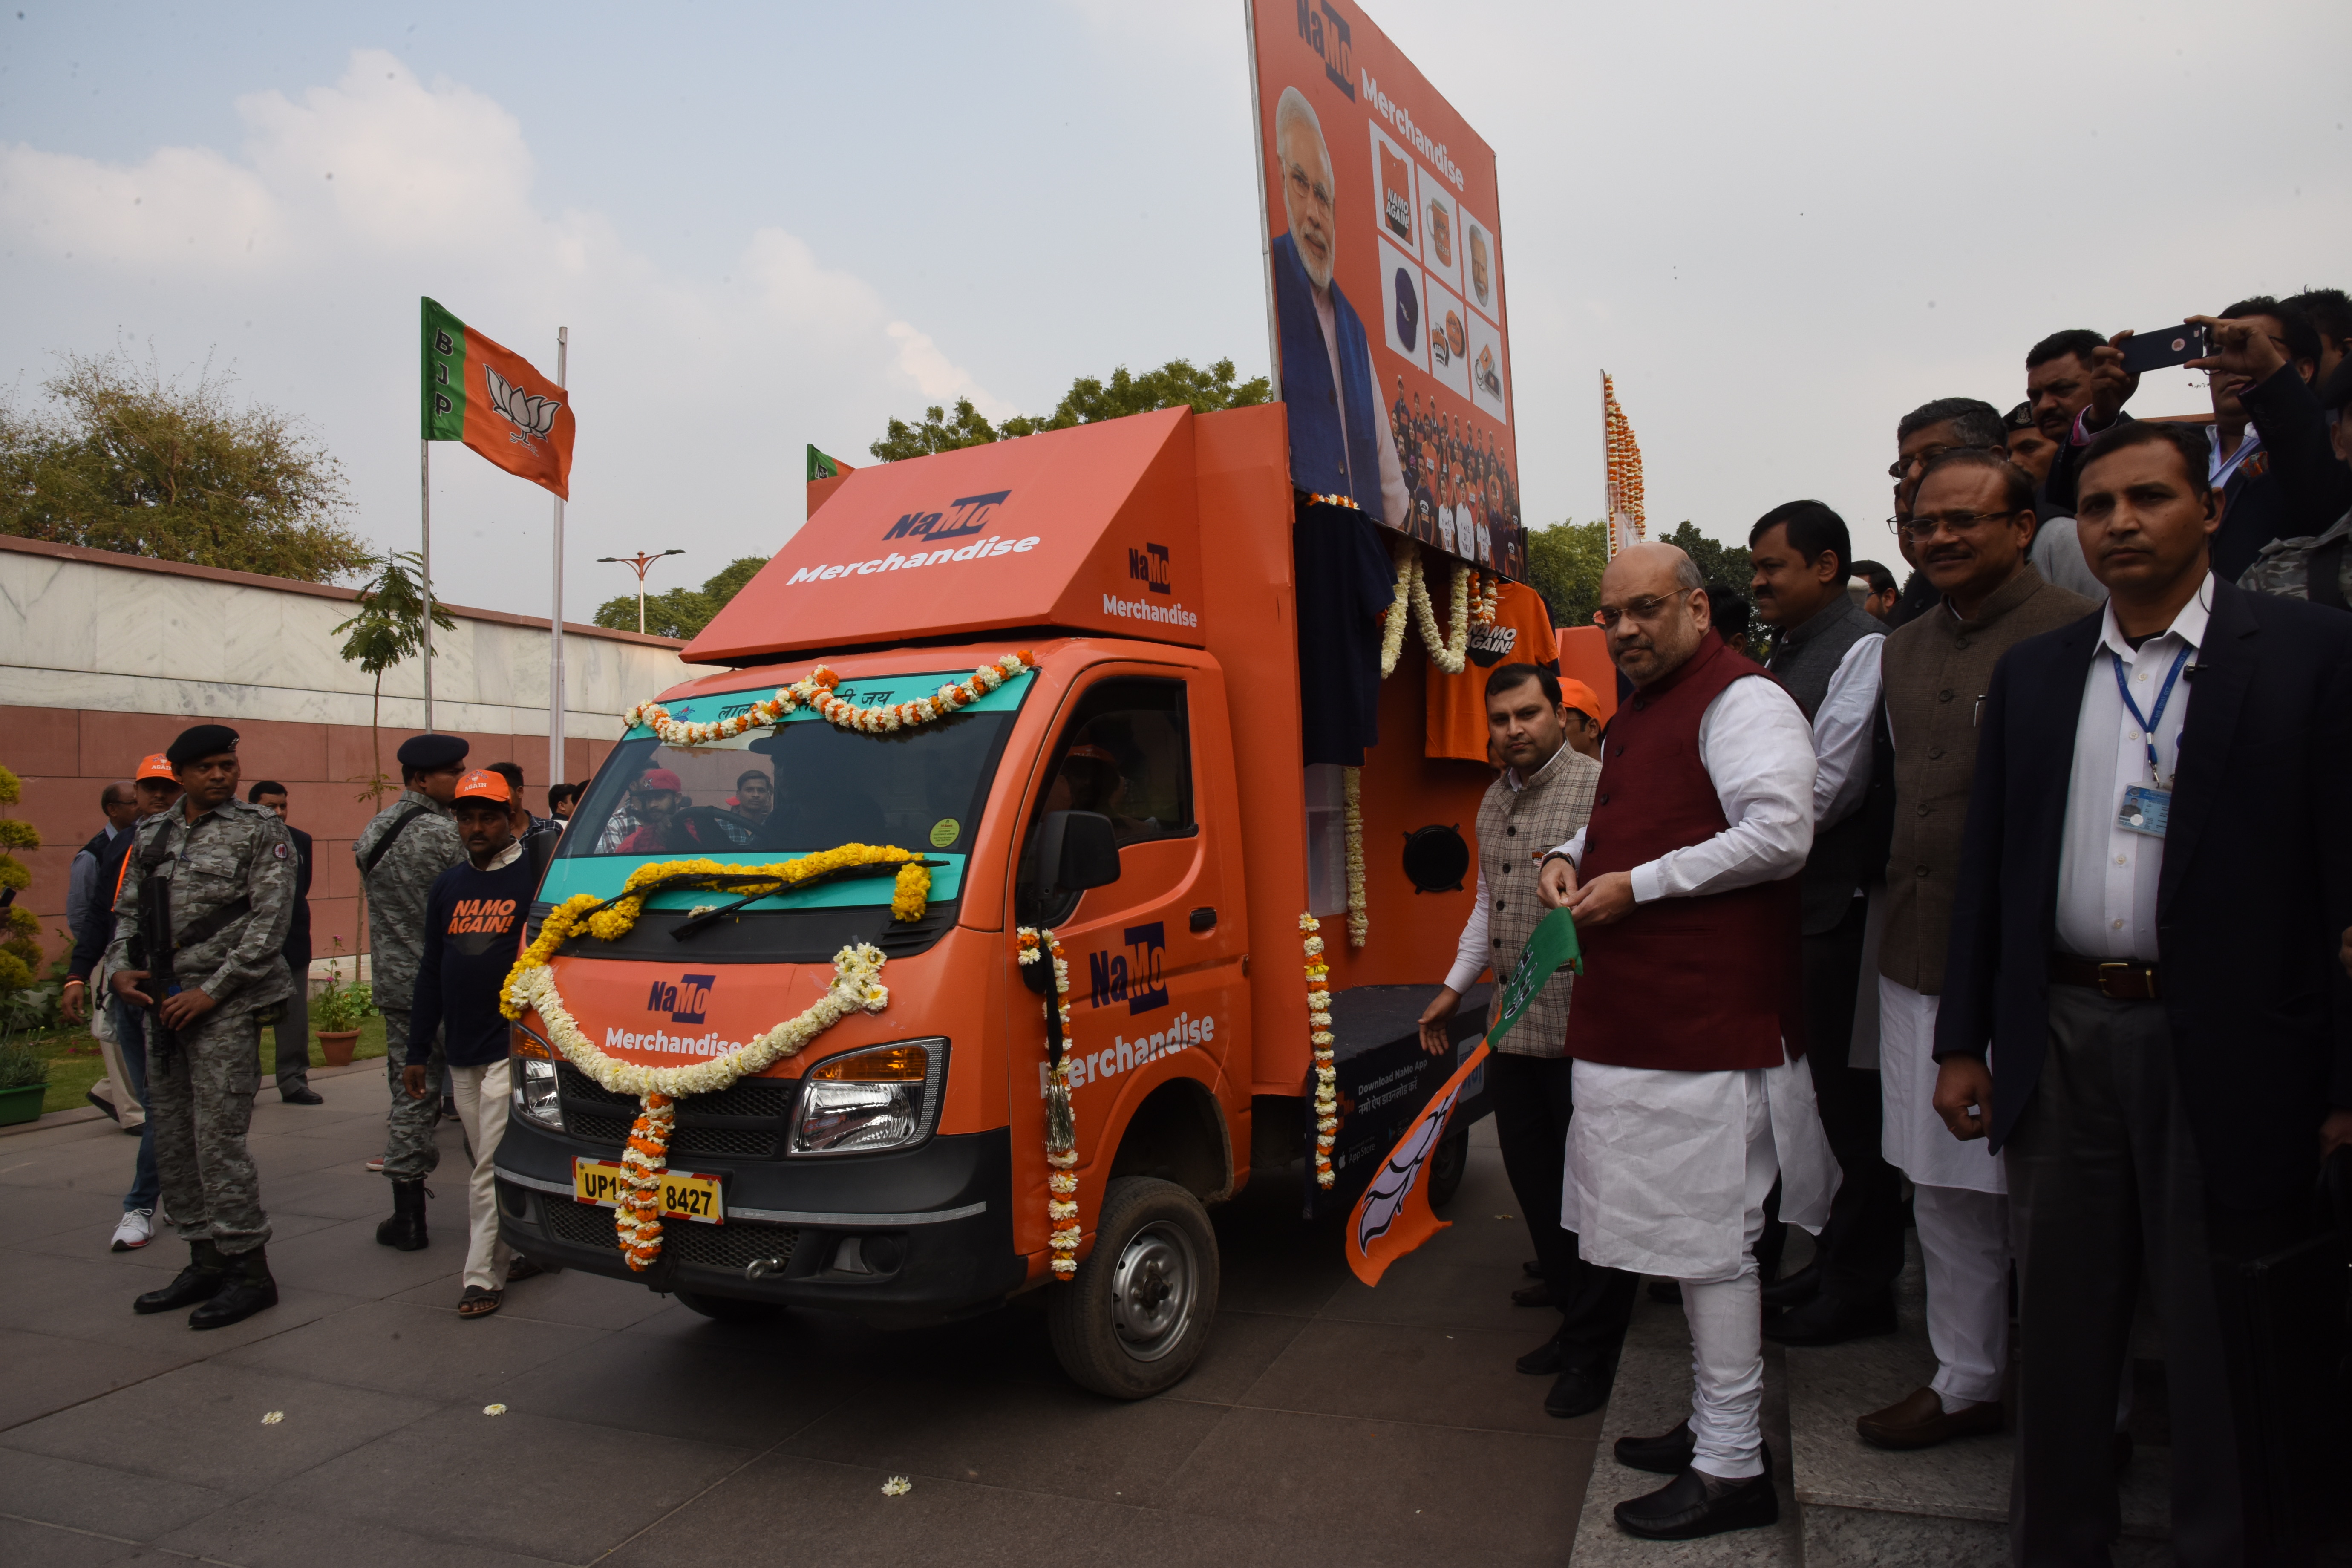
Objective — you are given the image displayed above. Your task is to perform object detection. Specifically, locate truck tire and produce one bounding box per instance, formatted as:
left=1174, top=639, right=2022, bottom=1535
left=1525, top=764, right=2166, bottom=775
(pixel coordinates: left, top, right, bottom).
left=674, top=1290, right=787, bottom=1326
left=1427, top=1127, right=1469, bottom=1211
left=1048, top=1176, right=1219, bottom=1400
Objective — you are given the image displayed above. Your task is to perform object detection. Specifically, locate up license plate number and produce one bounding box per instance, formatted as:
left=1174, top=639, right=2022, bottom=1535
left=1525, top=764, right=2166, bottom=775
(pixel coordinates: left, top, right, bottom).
left=571, top=1159, right=725, bottom=1225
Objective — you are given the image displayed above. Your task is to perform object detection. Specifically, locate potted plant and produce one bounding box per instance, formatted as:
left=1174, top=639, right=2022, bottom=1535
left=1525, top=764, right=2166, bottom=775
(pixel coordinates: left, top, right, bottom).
left=313, top=962, right=376, bottom=1069
left=0, top=1035, right=48, bottom=1127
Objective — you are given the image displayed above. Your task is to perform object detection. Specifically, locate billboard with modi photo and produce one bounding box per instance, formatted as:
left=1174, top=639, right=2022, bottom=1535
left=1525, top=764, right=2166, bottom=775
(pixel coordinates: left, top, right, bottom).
left=1246, top=0, right=1523, bottom=580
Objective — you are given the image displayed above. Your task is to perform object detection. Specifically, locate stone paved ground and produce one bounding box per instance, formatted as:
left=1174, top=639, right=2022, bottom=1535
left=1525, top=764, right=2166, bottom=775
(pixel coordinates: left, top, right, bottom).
left=0, top=1068, right=1600, bottom=1566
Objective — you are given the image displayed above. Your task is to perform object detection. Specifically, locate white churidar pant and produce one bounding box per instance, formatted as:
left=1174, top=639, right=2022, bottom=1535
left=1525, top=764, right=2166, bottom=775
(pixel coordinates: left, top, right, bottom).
left=450, top=1060, right=515, bottom=1293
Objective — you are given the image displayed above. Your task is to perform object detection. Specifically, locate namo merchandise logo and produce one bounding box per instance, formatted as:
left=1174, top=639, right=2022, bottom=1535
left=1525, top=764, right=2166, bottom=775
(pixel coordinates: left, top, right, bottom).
left=1040, top=1010, right=1218, bottom=1098
left=787, top=490, right=1040, bottom=585
left=601, top=973, right=745, bottom=1058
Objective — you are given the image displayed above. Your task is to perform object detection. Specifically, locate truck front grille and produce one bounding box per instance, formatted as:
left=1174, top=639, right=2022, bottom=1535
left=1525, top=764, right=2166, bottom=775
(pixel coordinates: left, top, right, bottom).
left=555, top=1062, right=793, bottom=1159
left=541, top=1197, right=799, bottom=1272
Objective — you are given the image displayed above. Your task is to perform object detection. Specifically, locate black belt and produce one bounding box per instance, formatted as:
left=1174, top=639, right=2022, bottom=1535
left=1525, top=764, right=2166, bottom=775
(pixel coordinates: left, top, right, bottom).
left=2048, top=952, right=2159, bottom=1001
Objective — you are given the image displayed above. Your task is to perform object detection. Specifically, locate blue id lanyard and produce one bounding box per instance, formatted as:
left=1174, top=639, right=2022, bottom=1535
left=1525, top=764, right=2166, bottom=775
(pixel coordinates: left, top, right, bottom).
left=2112, top=644, right=2191, bottom=788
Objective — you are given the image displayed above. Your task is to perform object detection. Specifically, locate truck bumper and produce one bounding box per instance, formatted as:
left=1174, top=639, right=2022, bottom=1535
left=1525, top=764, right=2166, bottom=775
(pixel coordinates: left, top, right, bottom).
left=494, top=1119, right=1025, bottom=1324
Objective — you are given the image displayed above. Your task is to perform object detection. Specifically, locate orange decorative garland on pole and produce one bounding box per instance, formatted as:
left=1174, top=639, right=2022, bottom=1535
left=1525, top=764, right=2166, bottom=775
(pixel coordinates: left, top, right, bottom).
left=1303, top=914, right=1337, bottom=1186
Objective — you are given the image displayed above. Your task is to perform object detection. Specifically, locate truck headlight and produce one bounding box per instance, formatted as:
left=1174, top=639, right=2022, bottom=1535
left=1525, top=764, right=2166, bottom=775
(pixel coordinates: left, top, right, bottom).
left=510, top=1024, right=563, bottom=1131
left=790, top=1040, right=945, bottom=1156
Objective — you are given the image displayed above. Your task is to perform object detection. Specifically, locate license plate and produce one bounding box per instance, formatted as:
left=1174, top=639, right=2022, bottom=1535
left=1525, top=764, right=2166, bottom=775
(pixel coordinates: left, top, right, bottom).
left=571, top=1159, right=725, bottom=1225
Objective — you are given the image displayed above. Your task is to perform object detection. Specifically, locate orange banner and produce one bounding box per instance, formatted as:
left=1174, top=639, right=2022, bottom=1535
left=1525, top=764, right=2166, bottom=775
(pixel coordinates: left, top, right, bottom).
left=422, top=297, right=575, bottom=499
left=1345, top=1039, right=1489, bottom=1286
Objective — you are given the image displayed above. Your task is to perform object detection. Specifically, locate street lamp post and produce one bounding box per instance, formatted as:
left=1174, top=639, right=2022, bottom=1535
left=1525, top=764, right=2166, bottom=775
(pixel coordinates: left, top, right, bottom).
left=598, top=549, right=686, bottom=635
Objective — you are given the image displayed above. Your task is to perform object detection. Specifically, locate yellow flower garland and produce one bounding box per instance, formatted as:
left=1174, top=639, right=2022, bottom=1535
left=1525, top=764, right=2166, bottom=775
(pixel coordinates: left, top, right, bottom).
left=501, top=847, right=925, bottom=1270
left=625, top=651, right=1038, bottom=748
left=1342, top=767, right=1367, bottom=949
left=1302, top=914, right=1337, bottom=1187
left=1016, top=926, right=1081, bottom=1278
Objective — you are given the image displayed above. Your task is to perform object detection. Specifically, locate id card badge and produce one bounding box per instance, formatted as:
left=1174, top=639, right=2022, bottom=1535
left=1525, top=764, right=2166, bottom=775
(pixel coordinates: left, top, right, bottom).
left=2117, top=784, right=2171, bottom=838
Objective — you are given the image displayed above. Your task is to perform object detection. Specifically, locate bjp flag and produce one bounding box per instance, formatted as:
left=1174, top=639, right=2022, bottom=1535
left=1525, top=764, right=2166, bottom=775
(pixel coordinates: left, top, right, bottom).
left=1345, top=908, right=1582, bottom=1286
left=421, top=297, right=574, bottom=499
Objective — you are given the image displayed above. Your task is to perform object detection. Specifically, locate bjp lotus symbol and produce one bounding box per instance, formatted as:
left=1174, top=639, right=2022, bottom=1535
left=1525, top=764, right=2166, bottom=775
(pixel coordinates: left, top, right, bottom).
left=484, top=364, right=561, bottom=441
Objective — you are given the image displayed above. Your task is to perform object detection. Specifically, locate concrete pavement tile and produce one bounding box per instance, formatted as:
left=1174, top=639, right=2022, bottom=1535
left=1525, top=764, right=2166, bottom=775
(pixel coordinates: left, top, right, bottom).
left=0, top=1359, right=437, bottom=1493
left=486, top=1328, right=858, bottom=1448
left=266, top=1167, right=403, bottom=1222
left=1237, top=1316, right=1591, bottom=1436
left=1160, top=1309, right=1310, bottom=1407
left=21, top=1206, right=343, bottom=1274
left=153, top=1496, right=581, bottom=1568
left=601, top=1452, right=1147, bottom=1568
left=0, top=1182, right=126, bottom=1248
left=391, top=1263, right=708, bottom=1332
left=1094, top=1502, right=1487, bottom=1568
left=1162, top=1405, right=1592, bottom=1559
left=0, top=1329, right=190, bottom=1433
left=776, top=1373, right=1228, bottom=1508
left=0, top=1134, right=145, bottom=1193
left=0, top=1447, right=232, bottom=1541
left=0, top=1248, right=361, bottom=1353
left=297, top=1404, right=757, bottom=1562
left=1204, top=1186, right=1350, bottom=1319
left=217, top=1297, right=608, bottom=1401
left=0, top=1514, right=165, bottom=1566
left=263, top=1211, right=482, bottom=1297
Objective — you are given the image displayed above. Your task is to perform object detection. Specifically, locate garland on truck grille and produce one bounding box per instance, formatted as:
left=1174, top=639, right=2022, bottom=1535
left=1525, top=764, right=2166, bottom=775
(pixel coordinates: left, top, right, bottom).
left=500, top=847, right=923, bottom=1270
left=1016, top=926, right=1081, bottom=1278
left=1302, top=914, right=1338, bottom=1187
left=625, top=650, right=1038, bottom=747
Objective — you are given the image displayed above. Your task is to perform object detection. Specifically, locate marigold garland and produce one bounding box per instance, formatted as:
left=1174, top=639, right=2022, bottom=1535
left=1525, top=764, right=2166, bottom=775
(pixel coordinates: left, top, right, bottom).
left=1017, top=926, right=1081, bottom=1278
left=1472, top=572, right=1501, bottom=630
left=501, top=849, right=914, bottom=1270
left=1302, top=914, right=1338, bottom=1187
left=625, top=650, right=1038, bottom=748
left=1342, top=767, right=1367, bottom=949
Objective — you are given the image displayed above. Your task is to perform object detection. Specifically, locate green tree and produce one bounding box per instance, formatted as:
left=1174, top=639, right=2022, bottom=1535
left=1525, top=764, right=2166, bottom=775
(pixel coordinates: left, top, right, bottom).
left=868, top=357, right=1270, bottom=461
left=0, top=764, right=43, bottom=998
left=333, top=552, right=457, bottom=804
left=0, top=349, right=370, bottom=582
left=593, top=555, right=768, bottom=642
left=1662, top=521, right=1752, bottom=596
left=1523, top=519, right=1610, bottom=630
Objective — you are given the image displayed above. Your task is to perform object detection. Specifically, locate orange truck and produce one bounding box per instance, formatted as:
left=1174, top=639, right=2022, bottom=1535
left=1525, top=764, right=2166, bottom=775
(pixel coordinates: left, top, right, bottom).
left=495, top=404, right=1538, bottom=1395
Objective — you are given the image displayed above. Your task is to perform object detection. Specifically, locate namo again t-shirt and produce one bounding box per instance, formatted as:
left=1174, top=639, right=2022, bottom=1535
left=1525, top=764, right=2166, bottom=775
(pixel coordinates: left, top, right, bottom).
left=1425, top=579, right=1562, bottom=761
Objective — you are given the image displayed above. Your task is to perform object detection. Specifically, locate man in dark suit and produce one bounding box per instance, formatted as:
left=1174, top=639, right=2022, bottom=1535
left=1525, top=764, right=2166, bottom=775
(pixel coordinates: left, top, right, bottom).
left=246, top=782, right=321, bottom=1105
left=1934, top=420, right=2352, bottom=1563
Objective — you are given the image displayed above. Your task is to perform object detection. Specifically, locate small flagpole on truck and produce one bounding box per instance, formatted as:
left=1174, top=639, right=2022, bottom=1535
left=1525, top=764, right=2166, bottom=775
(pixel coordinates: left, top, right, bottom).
left=420, top=436, right=434, bottom=731
left=549, top=326, right=568, bottom=789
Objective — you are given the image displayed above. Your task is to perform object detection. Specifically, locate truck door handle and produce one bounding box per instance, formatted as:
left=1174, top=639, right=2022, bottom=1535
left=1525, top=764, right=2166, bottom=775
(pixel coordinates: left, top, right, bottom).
left=1189, top=906, right=1217, bottom=933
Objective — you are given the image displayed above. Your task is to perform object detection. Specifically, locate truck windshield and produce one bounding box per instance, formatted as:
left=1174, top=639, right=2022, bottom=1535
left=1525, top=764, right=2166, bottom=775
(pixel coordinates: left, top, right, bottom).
left=556, top=671, right=1029, bottom=864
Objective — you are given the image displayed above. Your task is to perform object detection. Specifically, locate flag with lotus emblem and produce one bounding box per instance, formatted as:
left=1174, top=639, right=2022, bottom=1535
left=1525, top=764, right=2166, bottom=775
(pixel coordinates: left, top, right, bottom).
left=422, top=297, right=574, bottom=499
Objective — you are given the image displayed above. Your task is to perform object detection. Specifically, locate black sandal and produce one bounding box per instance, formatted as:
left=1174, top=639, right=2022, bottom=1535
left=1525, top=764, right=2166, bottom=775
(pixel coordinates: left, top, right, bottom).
left=457, top=1286, right=502, bottom=1318
left=505, top=1256, right=545, bottom=1283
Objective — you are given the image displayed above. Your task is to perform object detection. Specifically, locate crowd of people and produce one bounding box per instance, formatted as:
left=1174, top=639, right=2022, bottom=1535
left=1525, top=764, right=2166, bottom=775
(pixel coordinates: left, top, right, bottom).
left=60, top=733, right=577, bottom=1323
left=1430, top=288, right=2352, bottom=1556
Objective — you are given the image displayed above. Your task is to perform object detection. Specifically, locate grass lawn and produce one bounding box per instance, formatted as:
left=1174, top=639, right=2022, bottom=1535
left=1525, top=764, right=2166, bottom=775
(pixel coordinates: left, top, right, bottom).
left=25, top=1013, right=389, bottom=1116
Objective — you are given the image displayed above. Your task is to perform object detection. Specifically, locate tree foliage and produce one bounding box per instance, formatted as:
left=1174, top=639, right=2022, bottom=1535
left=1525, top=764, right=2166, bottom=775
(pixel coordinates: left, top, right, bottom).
left=593, top=556, right=769, bottom=642
left=0, top=349, right=371, bottom=582
left=868, top=357, right=1271, bottom=462
left=0, top=764, right=41, bottom=997
left=1523, top=519, right=1754, bottom=634
left=333, top=552, right=457, bottom=802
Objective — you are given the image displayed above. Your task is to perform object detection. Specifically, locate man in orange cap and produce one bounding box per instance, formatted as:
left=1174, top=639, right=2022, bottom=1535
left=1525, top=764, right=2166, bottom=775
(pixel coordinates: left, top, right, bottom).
left=401, top=770, right=543, bottom=1316
left=1555, top=677, right=1605, bottom=762
left=61, top=752, right=186, bottom=1253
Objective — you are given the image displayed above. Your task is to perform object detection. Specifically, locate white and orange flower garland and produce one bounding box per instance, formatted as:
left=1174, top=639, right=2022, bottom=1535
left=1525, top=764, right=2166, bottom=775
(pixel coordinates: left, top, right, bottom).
left=1342, top=767, right=1367, bottom=949
left=1017, top=926, right=1081, bottom=1277
left=1472, top=571, right=1501, bottom=630
left=501, top=850, right=914, bottom=1270
left=625, top=651, right=1039, bottom=748
left=1302, top=914, right=1338, bottom=1187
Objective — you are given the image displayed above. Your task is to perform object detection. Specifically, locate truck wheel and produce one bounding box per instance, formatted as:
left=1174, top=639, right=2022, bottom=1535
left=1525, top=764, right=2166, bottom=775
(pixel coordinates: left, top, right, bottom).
left=1048, top=1176, right=1219, bottom=1400
left=674, top=1290, right=787, bottom=1326
left=1427, top=1127, right=1470, bottom=1211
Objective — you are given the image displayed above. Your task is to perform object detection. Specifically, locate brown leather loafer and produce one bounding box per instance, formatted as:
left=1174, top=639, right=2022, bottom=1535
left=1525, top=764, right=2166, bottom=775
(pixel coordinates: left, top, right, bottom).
left=1856, top=1386, right=2003, bottom=1450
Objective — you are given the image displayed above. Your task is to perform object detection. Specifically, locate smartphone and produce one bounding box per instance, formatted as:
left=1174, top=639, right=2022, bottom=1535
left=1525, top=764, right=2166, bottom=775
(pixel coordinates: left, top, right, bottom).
left=2120, top=323, right=2211, bottom=375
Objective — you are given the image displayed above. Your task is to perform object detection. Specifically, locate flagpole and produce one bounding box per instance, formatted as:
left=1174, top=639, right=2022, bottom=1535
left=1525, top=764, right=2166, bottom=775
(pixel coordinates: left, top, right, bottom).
left=421, top=436, right=435, bottom=731
left=549, top=326, right=568, bottom=792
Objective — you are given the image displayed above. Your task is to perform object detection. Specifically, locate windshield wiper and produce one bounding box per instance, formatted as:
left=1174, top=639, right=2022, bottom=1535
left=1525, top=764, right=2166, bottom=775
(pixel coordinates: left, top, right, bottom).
left=665, top=860, right=947, bottom=941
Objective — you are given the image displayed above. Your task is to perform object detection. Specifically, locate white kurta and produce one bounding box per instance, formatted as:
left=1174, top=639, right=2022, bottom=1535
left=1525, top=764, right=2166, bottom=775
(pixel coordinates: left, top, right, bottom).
left=1551, top=672, right=1841, bottom=1280
left=1877, top=977, right=2005, bottom=1194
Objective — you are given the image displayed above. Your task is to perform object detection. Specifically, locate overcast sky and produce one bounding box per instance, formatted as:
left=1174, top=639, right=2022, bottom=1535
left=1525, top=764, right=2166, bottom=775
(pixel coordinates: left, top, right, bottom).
left=4, top=1, right=2347, bottom=619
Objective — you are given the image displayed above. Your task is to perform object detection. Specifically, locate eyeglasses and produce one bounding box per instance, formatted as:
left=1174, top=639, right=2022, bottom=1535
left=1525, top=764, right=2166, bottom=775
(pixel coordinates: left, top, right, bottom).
left=1901, top=507, right=2029, bottom=542
left=1592, top=588, right=1697, bottom=629
left=1285, top=164, right=1333, bottom=215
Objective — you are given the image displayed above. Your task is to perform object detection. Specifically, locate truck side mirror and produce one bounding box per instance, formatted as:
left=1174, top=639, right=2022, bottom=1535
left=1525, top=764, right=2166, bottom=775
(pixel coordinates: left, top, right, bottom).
left=1040, top=810, right=1121, bottom=893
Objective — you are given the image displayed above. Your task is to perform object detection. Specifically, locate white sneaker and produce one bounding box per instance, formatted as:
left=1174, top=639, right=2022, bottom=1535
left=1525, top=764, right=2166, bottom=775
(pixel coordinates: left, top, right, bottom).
left=110, top=1209, right=155, bottom=1251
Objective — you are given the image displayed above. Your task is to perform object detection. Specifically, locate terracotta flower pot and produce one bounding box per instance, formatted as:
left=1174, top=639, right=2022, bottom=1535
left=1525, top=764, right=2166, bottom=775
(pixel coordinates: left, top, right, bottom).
left=316, top=1030, right=360, bottom=1068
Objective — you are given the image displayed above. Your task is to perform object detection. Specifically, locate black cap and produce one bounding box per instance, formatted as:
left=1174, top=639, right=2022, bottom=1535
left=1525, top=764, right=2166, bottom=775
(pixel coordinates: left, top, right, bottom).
left=395, top=733, right=470, bottom=770
left=164, top=724, right=240, bottom=767
left=2003, top=400, right=2038, bottom=432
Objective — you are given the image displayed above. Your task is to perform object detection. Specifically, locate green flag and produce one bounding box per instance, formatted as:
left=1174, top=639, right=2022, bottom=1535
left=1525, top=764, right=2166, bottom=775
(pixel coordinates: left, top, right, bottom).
left=1489, top=907, right=1582, bottom=1048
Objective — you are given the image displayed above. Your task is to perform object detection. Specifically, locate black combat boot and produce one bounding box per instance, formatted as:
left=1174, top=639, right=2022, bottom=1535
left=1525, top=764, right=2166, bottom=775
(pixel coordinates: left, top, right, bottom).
left=133, top=1239, right=228, bottom=1314
left=189, top=1245, right=278, bottom=1330
left=375, top=1179, right=428, bottom=1251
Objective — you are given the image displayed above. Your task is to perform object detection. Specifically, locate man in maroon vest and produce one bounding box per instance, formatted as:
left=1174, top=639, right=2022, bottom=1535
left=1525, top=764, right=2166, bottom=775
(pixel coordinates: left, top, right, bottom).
left=1538, top=542, right=1840, bottom=1541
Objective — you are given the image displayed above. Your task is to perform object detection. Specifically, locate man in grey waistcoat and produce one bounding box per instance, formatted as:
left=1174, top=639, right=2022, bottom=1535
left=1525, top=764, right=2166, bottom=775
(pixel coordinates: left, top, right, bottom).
left=1744, top=502, right=1907, bottom=1347
left=1419, top=663, right=1637, bottom=1419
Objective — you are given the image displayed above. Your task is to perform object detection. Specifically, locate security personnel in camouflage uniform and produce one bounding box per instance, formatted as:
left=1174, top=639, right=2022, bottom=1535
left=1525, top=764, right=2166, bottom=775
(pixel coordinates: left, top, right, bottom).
left=355, top=733, right=467, bottom=1249
left=106, top=725, right=296, bottom=1329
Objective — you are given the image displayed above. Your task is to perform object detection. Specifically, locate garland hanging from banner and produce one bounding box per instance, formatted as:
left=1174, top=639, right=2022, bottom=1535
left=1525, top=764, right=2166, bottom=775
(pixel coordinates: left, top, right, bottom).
left=1343, top=767, right=1367, bottom=948
left=625, top=651, right=1038, bottom=748
left=1016, top=926, right=1081, bottom=1277
left=1379, top=537, right=1471, bottom=677
left=1303, top=914, right=1338, bottom=1187
left=501, top=848, right=926, bottom=1269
